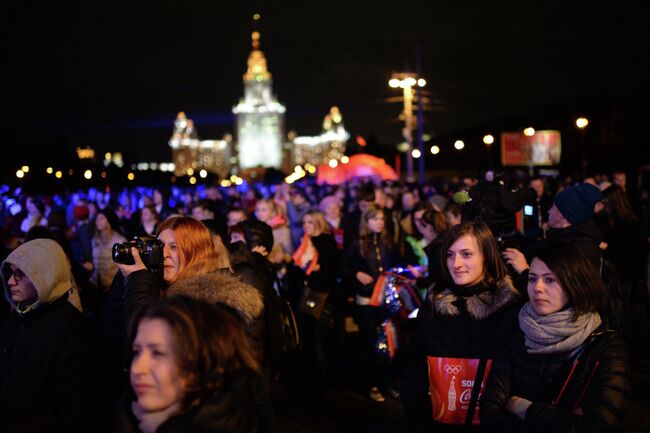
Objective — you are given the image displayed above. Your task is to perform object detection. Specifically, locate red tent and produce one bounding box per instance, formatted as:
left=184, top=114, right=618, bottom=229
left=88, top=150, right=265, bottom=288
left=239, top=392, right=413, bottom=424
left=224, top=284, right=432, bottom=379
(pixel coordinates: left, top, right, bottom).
left=316, top=153, right=399, bottom=185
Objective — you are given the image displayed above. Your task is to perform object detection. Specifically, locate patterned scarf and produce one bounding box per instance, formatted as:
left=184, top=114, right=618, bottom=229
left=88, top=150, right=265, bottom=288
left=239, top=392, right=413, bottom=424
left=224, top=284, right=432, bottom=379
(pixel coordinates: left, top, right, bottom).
left=519, top=302, right=601, bottom=354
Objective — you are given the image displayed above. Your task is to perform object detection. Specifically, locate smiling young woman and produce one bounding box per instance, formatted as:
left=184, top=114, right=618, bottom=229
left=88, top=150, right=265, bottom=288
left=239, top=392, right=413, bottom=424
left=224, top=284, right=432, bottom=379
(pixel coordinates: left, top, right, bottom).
left=403, top=221, right=522, bottom=432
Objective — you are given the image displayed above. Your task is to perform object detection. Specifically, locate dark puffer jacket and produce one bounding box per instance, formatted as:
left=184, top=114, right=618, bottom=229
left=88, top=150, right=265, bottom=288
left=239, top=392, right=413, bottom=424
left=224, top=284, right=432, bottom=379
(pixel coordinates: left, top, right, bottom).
left=480, top=328, right=630, bottom=433
left=402, top=277, right=522, bottom=433
left=115, top=371, right=261, bottom=433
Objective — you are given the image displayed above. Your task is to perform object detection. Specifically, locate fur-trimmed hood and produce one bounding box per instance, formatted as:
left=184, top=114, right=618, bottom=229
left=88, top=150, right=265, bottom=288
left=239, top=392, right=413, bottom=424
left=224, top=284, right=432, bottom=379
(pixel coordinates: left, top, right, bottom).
left=167, top=270, right=263, bottom=325
left=432, top=276, right=519, bottom=320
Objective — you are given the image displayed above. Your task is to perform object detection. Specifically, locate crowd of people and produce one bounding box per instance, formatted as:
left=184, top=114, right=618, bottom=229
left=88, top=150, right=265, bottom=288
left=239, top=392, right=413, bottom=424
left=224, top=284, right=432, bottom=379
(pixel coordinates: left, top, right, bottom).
left=0, top=168, right=648, bottom=432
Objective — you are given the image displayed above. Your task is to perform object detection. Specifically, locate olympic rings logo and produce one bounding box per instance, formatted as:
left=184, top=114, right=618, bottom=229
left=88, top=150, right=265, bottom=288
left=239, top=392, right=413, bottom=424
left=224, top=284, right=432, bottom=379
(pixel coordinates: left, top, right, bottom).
left=444, top=364, right=462, bottom=375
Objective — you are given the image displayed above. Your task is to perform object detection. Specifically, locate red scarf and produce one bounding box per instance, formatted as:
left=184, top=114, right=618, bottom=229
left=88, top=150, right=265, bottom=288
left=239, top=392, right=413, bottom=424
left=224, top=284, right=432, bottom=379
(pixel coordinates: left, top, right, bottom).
left=292, top=234, right=319, bottom=275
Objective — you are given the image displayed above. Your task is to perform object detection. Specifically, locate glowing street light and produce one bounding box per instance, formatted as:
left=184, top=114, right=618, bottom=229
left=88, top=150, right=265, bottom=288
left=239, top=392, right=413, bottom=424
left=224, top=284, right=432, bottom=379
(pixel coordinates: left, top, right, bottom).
left=388, top=72, right=426, bottom=182
left=576, top=116, right=589, bottom=176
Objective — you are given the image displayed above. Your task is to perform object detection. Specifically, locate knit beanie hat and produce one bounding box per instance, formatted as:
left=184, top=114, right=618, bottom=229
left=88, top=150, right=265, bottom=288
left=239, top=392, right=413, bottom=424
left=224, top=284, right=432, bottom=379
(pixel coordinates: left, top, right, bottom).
left=1, top=239, right=72, bottom=313
left=553, top=183, right=603, bottom=225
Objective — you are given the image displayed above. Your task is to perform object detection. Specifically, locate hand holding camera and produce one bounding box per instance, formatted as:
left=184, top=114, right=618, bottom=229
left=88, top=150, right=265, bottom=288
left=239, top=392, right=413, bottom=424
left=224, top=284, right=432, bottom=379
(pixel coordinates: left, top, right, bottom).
left=112, top=236, right=164, bottom=277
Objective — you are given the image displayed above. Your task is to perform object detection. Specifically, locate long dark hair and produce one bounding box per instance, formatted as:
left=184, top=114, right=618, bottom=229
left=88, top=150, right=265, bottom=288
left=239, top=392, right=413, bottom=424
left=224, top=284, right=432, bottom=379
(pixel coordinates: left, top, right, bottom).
left=359, top=203, right=392, bottom=257
left=531, top=241, right=608, bottom=319
left=128, top=295, right=260, bottom=411
left=603, top=184, right=637, bottom=222
left=439, top=220, right=507, bottom=287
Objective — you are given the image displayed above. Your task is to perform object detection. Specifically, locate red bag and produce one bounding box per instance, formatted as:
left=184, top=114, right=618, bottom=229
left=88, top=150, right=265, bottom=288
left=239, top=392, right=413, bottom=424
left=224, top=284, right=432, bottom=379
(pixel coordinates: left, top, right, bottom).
left=427, top=356, right=492, bottom=425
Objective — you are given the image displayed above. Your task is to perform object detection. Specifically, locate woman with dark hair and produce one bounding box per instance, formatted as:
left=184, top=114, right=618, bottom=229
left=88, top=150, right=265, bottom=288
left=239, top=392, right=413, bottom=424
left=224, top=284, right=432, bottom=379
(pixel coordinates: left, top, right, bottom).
left=341, top=203, right=404, bottom=402
left=480, top=241, right=630, bottom=432
left=20, top=195, right=48, bottom=235
left=116, top=295, right=261, bottom=433
left=601, top=184, right=645, bottom=303
left=135, top=205, right=160, bottom=237
left=92, top=207, right=127, bottom=292
left=411, top=202, right=452, bottom=285
left=402, top=220, right=522, bottom=432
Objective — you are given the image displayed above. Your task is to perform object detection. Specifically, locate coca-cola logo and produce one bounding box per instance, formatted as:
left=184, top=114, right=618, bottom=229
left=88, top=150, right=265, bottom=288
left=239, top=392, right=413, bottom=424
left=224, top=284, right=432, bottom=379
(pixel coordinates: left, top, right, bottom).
left=459, top=389, right=472, bottom=404
left=444, top=364, right=462, bottom=375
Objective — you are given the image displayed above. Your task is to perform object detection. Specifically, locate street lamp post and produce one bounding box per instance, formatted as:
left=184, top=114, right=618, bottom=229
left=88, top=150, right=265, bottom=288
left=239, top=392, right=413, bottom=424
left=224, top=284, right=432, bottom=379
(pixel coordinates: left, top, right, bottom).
left=576, top=117, right=589, bottom=177
left=389, top=73, right=425, bottom=183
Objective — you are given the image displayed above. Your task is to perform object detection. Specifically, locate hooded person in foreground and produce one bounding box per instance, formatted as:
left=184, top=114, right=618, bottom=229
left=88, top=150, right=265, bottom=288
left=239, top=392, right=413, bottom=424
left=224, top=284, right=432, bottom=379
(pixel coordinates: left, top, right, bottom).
left=0, top=238, right=96, bottom=433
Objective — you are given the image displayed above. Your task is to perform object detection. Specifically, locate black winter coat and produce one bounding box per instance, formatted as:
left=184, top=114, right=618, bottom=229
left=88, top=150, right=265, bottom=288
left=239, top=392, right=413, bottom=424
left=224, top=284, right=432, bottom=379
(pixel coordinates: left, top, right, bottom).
left=0, top=296, right=96, bottom=433
left=115, top=372, right=261, bottom=433
left=340, top=234, right=403, bottom=299
left=402, top=278, right=522, bottom=433
left=480, top=327, right=630, bottom=433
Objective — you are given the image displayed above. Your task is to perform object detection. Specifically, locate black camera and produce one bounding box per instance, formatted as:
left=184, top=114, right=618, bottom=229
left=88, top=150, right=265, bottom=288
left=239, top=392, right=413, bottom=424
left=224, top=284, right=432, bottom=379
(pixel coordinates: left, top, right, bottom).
left=112, top=236, right=164, bottom=271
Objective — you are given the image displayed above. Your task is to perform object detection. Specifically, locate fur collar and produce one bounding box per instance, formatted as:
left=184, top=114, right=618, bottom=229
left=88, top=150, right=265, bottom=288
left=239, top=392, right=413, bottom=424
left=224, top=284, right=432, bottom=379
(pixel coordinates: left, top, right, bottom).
left=432, top=276, right=518, bottom=320
left=167, top=271, right=263, bottom=325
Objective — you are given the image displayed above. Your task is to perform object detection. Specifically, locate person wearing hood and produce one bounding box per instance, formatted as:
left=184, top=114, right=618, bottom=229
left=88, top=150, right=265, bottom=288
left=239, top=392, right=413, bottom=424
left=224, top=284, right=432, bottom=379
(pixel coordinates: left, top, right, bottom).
left=0, top=239, right=96, bottom=433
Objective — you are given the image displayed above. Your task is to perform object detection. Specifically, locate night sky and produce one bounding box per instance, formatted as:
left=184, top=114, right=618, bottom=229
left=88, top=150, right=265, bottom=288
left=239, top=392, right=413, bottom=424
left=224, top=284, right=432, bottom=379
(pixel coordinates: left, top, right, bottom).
left=5, top=1, right=650, bottom=174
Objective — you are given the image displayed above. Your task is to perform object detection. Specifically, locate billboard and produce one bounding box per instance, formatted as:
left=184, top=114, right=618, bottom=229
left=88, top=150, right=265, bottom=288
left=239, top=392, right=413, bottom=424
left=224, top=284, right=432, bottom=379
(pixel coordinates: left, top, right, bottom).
left=501, top=130, right=561, bottom=166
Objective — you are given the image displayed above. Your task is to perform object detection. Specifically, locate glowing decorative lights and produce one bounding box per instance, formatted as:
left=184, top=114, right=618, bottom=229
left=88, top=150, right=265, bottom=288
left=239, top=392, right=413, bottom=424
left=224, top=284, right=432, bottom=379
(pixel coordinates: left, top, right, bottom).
left=21, top=166, right=29, bottom=173
left=430, top=145, right=440, bottom=155
left=46, top=167, right=53, bottom=174
left=524, top=127, right=535, bottom=136
left=483, top=134, right=495, bottom=145
left=412, top=149, right=421, bottom=158
left=187, top=168, right=194, bottom=176
left=454, top=140, right=465, bottom=150
left=328, top=159, right=338, bottom=168
left=189, top=176, right=197, bottom=185
left=127, top=172, right=135, bottom=181
left=84, top=170, right=92, bottom=180
left=16, top=170, right=24, bottom=179
left=55, top=171, right=63, bottom=179
left=199, top=169, right=208, bottom=178
left=340, top=155, right=350, bottom=164
left=576, top=117, right=589, bottom=129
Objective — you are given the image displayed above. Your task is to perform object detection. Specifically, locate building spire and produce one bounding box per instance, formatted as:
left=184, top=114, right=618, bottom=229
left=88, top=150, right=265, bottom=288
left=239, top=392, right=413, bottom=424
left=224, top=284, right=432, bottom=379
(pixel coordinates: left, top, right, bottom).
left=244, top=13, right=270, bottom=82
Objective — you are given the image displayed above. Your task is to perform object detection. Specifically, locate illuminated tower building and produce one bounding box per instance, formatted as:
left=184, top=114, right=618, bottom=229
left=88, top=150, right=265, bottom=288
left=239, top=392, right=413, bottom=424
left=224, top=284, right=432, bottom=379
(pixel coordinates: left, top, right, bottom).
left=233, top=29, right=286, bottom=171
